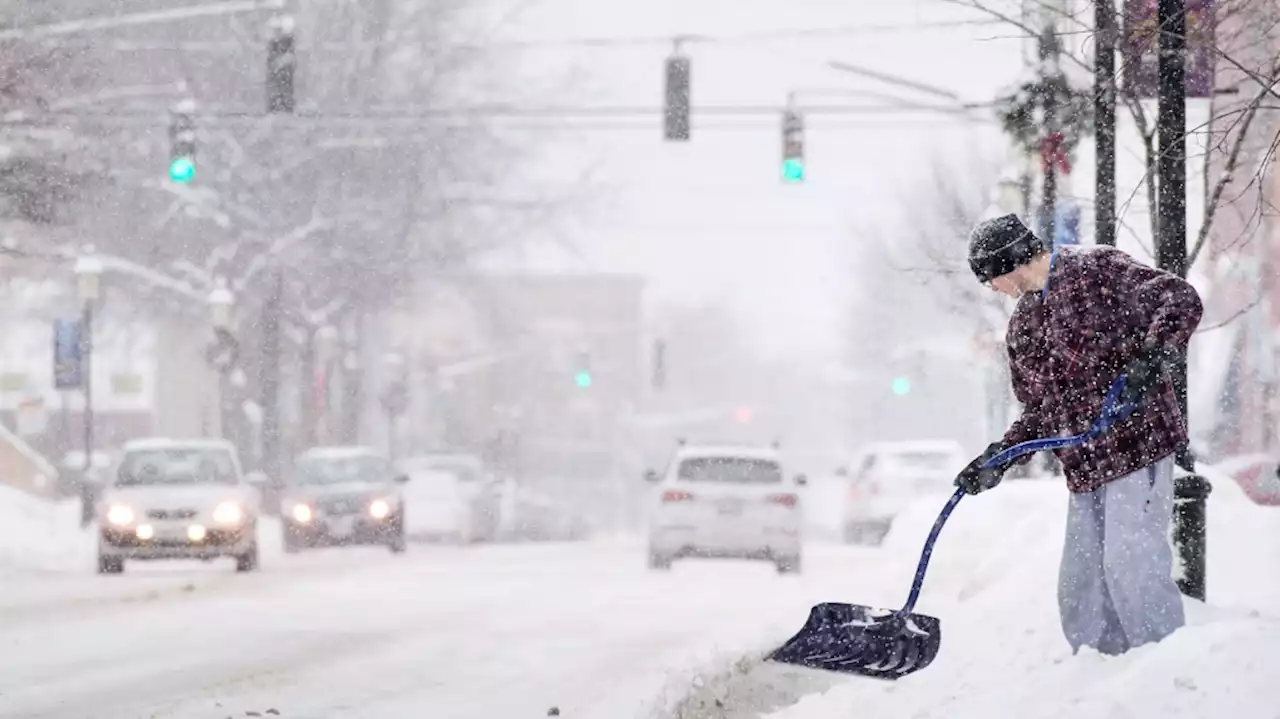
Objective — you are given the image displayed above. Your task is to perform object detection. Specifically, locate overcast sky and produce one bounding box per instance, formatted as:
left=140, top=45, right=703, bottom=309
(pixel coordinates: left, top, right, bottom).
left=470, top=0, right=1027, bottom=363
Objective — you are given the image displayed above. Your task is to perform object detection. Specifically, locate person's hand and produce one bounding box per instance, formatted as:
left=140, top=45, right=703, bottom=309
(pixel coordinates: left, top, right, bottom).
left=1119, top=343, right=1174, bottom=407
left=954, top=441, right=1012, bottom=495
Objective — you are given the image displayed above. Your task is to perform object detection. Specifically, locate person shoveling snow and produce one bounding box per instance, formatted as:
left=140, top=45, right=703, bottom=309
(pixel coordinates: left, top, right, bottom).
left=955, top=213, right=1203, bottom=656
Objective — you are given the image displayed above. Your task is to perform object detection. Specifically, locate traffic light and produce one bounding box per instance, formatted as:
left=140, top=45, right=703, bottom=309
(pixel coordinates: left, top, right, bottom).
left=663, top=50, right=691, bottom=141
left=781, top=108, right=804, bottom=183
left=168, top=99, right=196, bottom=184
left=266, top=15, right=296, bottom=114
left=891, top=376, right=912, bottom=396
left=574, top=352, right=592, bottom=389
left=734, top=406, right=753, bottom=423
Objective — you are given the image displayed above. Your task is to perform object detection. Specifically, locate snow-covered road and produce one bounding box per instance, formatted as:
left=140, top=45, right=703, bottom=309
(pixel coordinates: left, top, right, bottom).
left=4, top=472, right=1280, bottom=719
left=0, top=536, right=870, bottom=719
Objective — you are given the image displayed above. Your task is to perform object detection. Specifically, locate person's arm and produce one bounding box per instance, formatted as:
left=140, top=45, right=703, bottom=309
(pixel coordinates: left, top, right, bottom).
left=1105, top=249, right=1204, bottom=350
left=1000, top=335, right=1044, bottom=463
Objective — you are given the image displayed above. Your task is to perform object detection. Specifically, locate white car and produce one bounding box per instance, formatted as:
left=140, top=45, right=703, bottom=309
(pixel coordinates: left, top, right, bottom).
left=841, top=439, right=965, bottom=545
left=395, top=453, right=502, bottom=543
left=645, top=444, right=805, bottom=573
left=96, top=438, right=262, bottom=574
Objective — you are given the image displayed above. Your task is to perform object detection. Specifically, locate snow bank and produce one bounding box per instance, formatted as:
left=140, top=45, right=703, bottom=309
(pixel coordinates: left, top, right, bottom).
left=766, top=467, right=1280, bottom=719
left=0, top=483, right=91, bottom=574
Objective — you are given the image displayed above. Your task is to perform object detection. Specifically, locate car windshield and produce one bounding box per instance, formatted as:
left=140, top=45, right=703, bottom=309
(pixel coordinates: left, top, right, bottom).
left=677, top=457, right=782, bottom=484
left=116, top=448, right=238, bottom=486
left=882, top=451, right=956, bottom=474
left=294, top=455, right=392, bottom=485
left=400, top=457, right=479, bottom=483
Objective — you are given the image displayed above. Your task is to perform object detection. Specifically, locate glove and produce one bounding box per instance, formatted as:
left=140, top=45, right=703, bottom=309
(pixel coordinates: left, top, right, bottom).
left=1119, top=343, right=1174, bottom=407
left=954, top=441, right=1013, bottom=496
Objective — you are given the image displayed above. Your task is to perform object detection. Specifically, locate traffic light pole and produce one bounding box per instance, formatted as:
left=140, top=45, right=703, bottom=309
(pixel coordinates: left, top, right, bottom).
left=1156, top=0, right=1210, bottom=601
left=257, top=11, right=294, bottom=500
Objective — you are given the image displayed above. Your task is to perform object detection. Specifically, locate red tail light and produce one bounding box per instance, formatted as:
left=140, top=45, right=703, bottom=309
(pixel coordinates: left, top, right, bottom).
left=662, top=489, right=694, bottom=503
left=767, top=493, right=797, bottom=508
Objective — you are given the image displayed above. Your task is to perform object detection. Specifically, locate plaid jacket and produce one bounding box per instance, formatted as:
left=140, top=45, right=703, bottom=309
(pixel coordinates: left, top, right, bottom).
left=1001, top=245, right=1203, bottom=493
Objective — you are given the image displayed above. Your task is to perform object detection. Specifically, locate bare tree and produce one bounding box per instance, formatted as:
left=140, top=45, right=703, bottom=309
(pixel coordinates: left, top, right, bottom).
left=0, top=3, right=102, bottom=225
left=944, top=0, right=1280, bottom=291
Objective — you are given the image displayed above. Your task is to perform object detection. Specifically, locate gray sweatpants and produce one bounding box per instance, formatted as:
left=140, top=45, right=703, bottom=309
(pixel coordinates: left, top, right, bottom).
left=1058, top=455, right=1186, bottom=655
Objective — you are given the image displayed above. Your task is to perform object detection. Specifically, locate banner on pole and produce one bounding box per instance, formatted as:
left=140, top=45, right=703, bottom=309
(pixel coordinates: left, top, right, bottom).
left=1121, top=0, right=1217, bottom=99
left=53, top=318, right=83, bottom=390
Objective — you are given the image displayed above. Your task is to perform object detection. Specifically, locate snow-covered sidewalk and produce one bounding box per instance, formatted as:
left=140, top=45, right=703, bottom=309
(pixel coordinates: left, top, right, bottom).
left=664, top=470, right=1280, bottom=719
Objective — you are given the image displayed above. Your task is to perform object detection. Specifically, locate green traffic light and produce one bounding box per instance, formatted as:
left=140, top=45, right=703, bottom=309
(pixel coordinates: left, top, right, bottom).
left=169, top=157, right=195, bottom=183
left=782, top=157, right=804, bottom=183
left=574, top=370, right=592, bottom=389
left=891, top=376, right=911, bottom=396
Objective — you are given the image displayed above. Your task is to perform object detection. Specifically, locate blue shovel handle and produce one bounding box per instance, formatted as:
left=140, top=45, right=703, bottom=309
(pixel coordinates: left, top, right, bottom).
left=897, top=374, right=1136, bottom=615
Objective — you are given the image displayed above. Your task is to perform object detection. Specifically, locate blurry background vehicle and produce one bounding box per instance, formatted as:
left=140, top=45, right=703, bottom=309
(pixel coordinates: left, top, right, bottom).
left=281, top=446, right=408, bottom=554
left=501, top=485, right=592, bottom=542
left=396, top=452, right=502, bottom=543
left=841, top=439, right=965, bottom=546
left=1209, top=454, right=1280, bottom=506
left=645, top=443, right=805, bottom=573
left=96, top=438, right=260, bottom=574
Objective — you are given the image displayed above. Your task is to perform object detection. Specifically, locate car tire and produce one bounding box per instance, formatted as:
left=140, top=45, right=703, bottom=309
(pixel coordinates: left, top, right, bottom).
left=388, top=531, right=407, bottom=554
left=647, top=551, right=673, bottom=571
left=235, top=542, right=259, bottom=572
left=865, top=522, right=891, bottom=547
left=775, top=555, right=802, bottom=575
left=282, top=530, right=304, bottom=554
left=388, top=514, right=407, bottom=553
left=97, top=554, right=124, bottom=574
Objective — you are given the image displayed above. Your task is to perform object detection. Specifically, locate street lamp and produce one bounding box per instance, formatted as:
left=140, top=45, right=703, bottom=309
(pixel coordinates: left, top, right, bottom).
left=316, top=325, right=339, bottom=362
left=208, top=279, right=233, bottom=330
left=997, top=174, right=1022, bottom=214
left=73, top=249, right=103, bottom=490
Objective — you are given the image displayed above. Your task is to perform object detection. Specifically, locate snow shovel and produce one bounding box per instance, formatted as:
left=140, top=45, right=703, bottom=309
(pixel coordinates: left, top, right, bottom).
left=766, top=374, right=1137, bottom=679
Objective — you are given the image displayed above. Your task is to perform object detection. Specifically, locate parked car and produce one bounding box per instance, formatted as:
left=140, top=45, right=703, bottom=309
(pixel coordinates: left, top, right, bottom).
left=280, top=446, right=408, bottom=553
left=395, top=453, right=502, bottom=543
left=841, top=439, right=965, bottom=545
left=645, top=443, right=805, bottom=574
left=503, top=487, right=592, bottom=542
left=96, top=438, right=262, bottom=574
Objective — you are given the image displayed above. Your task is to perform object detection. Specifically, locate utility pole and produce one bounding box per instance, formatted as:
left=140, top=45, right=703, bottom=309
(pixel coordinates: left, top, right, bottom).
left=258, top=11, right=294, bottom=501
left=1156, top=0, right=1211, bottom=601
left=1094, top=0, right=1118, bottom=246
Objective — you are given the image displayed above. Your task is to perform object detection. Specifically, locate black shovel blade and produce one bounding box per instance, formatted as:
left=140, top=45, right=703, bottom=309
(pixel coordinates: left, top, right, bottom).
left=766, top=602, right=942, bottom=680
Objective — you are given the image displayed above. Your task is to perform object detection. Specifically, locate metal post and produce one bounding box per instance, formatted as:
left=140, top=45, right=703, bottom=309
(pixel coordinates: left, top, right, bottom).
left=1038, top=25, right=1059, bottom=246
left=1094, top=0, right=1118, bottom=246
left=82, top=302, right=93, bottom=480
left=1157, top=0, right=1210, bottom=601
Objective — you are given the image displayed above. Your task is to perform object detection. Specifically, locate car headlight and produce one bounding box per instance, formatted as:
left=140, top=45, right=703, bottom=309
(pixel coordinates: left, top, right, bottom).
left=369, top=498, right=392, bottom=519
left=106, top=505, right=135, bottom=526
left=291, top=503, right=313, bottom=523
left=212, top=501, right=244, bottom=525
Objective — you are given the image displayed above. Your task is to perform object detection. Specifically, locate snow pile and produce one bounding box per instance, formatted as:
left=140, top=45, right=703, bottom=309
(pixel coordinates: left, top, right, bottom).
left=0, top=483, right=91, bottom=574
left=766, top=467, right=1280, bottom=719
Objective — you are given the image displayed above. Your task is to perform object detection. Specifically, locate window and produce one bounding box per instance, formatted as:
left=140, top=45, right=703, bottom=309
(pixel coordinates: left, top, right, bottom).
left=677, top=457, right=782, bottom=484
